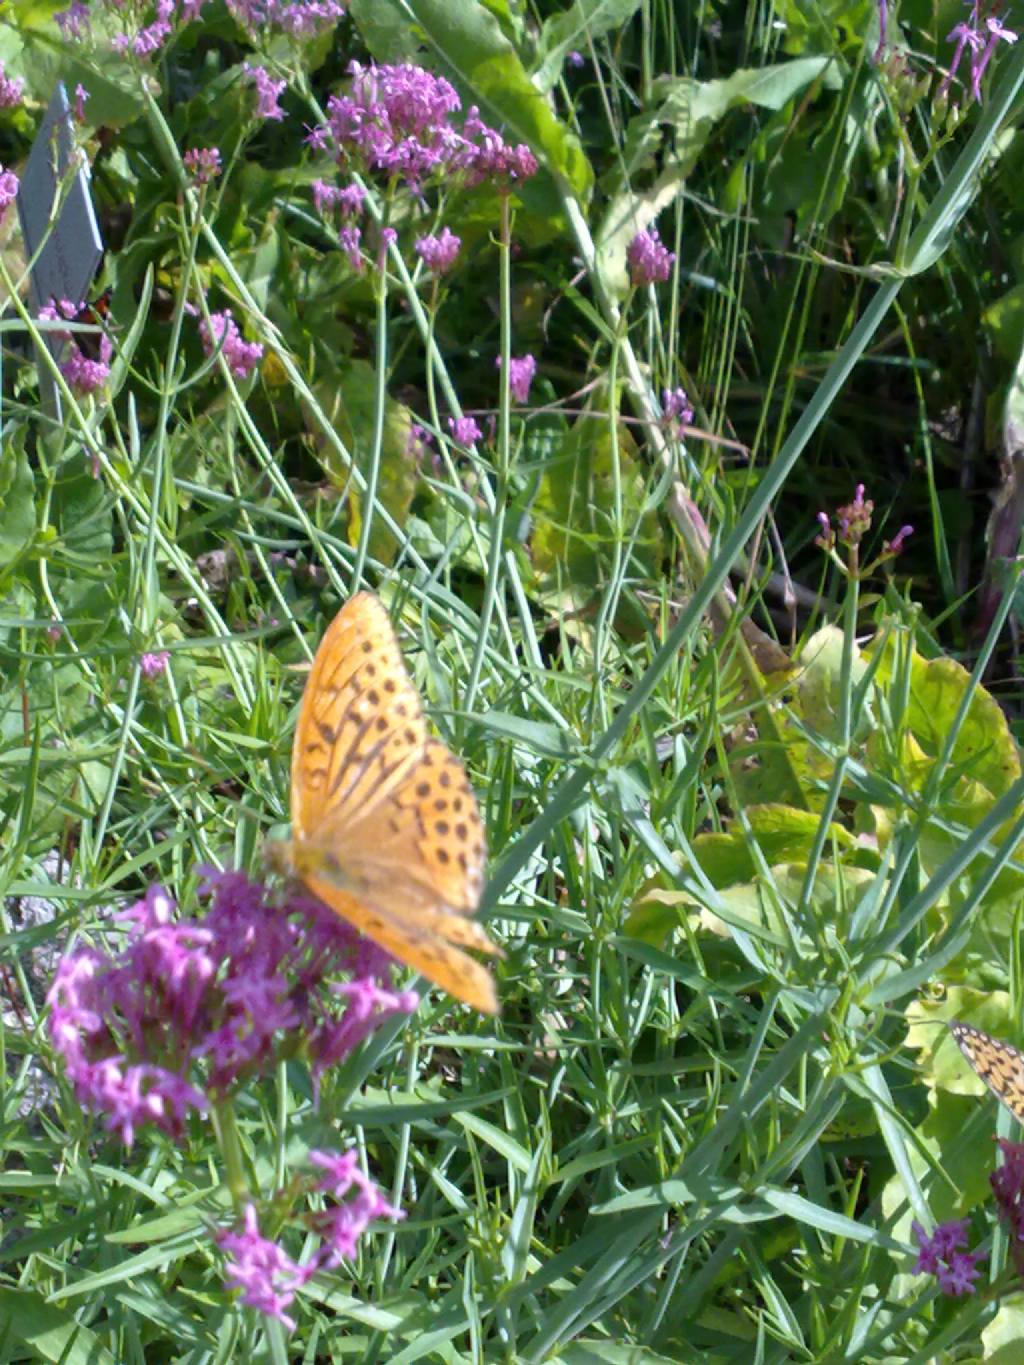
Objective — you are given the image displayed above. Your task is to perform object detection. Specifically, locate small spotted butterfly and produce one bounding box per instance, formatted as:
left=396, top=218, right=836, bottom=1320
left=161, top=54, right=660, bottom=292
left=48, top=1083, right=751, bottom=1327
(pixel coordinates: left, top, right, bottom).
left=949, top=1020, right=1024, bottom=1123
left=267, top=592, right=501, bottom=1013
left=71, top=288, right=113, bottom=360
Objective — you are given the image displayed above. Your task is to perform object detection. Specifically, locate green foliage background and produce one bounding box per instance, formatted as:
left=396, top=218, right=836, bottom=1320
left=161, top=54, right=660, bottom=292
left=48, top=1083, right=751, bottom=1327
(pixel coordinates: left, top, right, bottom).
left=0, top=0, right=1023, bottom=1360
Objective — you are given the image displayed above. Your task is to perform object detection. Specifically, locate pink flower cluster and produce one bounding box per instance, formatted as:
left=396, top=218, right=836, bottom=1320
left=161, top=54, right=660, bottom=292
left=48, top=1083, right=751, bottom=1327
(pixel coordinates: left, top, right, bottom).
left=816, top=483, right=873, bottom=550
left=815, top=483, right=912, bottom=570
left=56, top=1, right=90, bottom=39
left=448, top=416, right=482, bottom=446
left=217, top=1152, right=402, bottom=1329
left=0, top=62, right=24, bottom=109
left=496, top=353, right=537, bottom=403
left=313, top=180, right=364, bottom=217
left=243, top=63, right=286, bottom=121
left=940, top=0, right=1017, bottom=102
left=57, top=0, right=207, bottom=54
left=662, top=386, right=693, bottom=426
left=0, top=167, right=18, bottom=216
left=184, top=147, right=222, bottom=185
left=198, top=309, right=264, bottom=379
left=416, top=227, right=462, bottom=274
left=316, top=61, right=538, bottom=194
left=226, top=0, right=345, bottom=38
left=139, top=650, right=170, bottom=678
left=339, top=224, right=362, bottom=271
left=46, top=870, right=419, bottom=1148
left=39, top=297, right=113, bottom=395
left=627, top=227, right=675, bottom=286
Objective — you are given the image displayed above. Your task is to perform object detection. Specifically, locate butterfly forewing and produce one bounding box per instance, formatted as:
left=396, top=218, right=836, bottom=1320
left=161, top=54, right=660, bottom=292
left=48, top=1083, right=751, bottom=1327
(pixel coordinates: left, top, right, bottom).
left=950, top=1020, right=1024, bottom=1123
left=291, top=593, right=428, bottom=840
left=319, top=738, right=486, bottom=910
left=285, top=592, right=499, bottom=1013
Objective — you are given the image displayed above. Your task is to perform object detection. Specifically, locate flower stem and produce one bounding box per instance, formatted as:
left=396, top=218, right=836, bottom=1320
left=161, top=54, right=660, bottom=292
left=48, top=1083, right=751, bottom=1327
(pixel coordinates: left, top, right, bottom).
left=212, top=1100, right=251, bottom=1215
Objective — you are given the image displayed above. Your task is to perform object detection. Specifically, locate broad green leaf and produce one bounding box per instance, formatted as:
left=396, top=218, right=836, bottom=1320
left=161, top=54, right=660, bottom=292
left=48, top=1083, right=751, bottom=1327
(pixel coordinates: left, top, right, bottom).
left=15, top=22, right=146, bottom=127
left=0, top=447, right=35, bottom=565
left=530, top=402, right=664, bottom=617
left=466, top=709, right=577, bottom=758
left=983, top=281, right=1024, bottom=364
left=689, top=804, right=856, bottom=887
left=867, top=635, right=1021, bottom=801
left=535, top=0, right=642, bottom=93
left=983, top=1298, right=1024, bottom=1364
left=773, top=0, right=876, bottom=57
left=598, top=59, right=843, bottom=293
left=796, top=624, right=875, bottom=742
left=650, top=56, right=842, bottom=157
left=628, top=855, right=873, bottom=952
left=312, top=359, right=420, bottom=566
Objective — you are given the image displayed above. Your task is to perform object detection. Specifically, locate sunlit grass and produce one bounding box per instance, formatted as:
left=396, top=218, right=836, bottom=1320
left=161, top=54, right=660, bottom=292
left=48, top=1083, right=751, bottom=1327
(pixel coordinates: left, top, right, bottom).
left=0, top=0, right=1023, bottom=1359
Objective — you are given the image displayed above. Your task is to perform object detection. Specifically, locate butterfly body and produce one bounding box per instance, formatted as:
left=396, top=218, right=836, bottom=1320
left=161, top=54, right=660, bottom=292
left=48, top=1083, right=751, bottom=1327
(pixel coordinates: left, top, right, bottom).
left=949, top=1020, right=1024, bottom=1123
left=271, top=592, right=500, bottom=1013
left=71, top=289, right=113, bottom=360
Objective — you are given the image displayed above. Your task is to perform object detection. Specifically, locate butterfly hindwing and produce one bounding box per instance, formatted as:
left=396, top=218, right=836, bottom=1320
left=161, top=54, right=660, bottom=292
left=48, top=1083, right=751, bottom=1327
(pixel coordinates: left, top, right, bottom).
left=950, top=1020, right=1024, bottom=1123
left=304, top=873, right=499, bottom=1014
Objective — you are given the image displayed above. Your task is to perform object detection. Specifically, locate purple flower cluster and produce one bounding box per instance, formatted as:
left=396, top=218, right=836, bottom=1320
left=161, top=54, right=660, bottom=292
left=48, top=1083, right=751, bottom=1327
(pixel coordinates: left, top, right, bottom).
left=416, top=227, right=462, bottom=275
left=184, top=147, right=222, bottom=185
left=313, top=180, right=364, bottom=217
left=662, top=386, right=694, bottom=426
left=0, top=167, right=18, bottom=216
left=496, top=353, right=537, bottom=403
left=912, top=1218, right=984, bottom=1295
left=448, top=416, right=482, bottom=446
left=815, top=483, right=912, bottom=577
left=316, top=61, right=538, bottom=195
left=114, top=0, right=174, bottom=55
left=226, top=0, right=345, bottom=39
left=217, top=1205, right=308, bottom=1328
left=56, top=1, right=90, bottom=39
left=198, top=309, right=264, bottom=379
left=817, top=483, right=874, bottom=551
left=0, top=62, right=24, bottom=109
left=139, top=650, right=170, bottom=678
left=308, top=62, right=536, bottom=280
left=938, top=0, right=1018, bottom=102
left=56, top=0, right=207, bottom=55
left=627, top=227, right=675, bottom=286
left=406, top=423, right=433, bottom=461
left=244, top=64, right=286, bottom=122
left=991, top=1139, right=1024, bottom=1269
left=217, top=1151, right=402, bottom=1329
left=339, top=224, right=362, bottom=272
left=38, top=297, right=113, bottom=395
left=46, top=870, right=419, bottom=1148
left=885, top=524, right=914, bottom=554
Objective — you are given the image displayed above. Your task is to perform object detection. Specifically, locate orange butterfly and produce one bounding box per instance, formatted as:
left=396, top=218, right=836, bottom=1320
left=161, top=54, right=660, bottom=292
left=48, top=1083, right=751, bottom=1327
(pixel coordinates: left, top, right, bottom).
left=269, top=592, right=501, bottom=1013
left=950, top=1020, right=1024, bottom=1123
